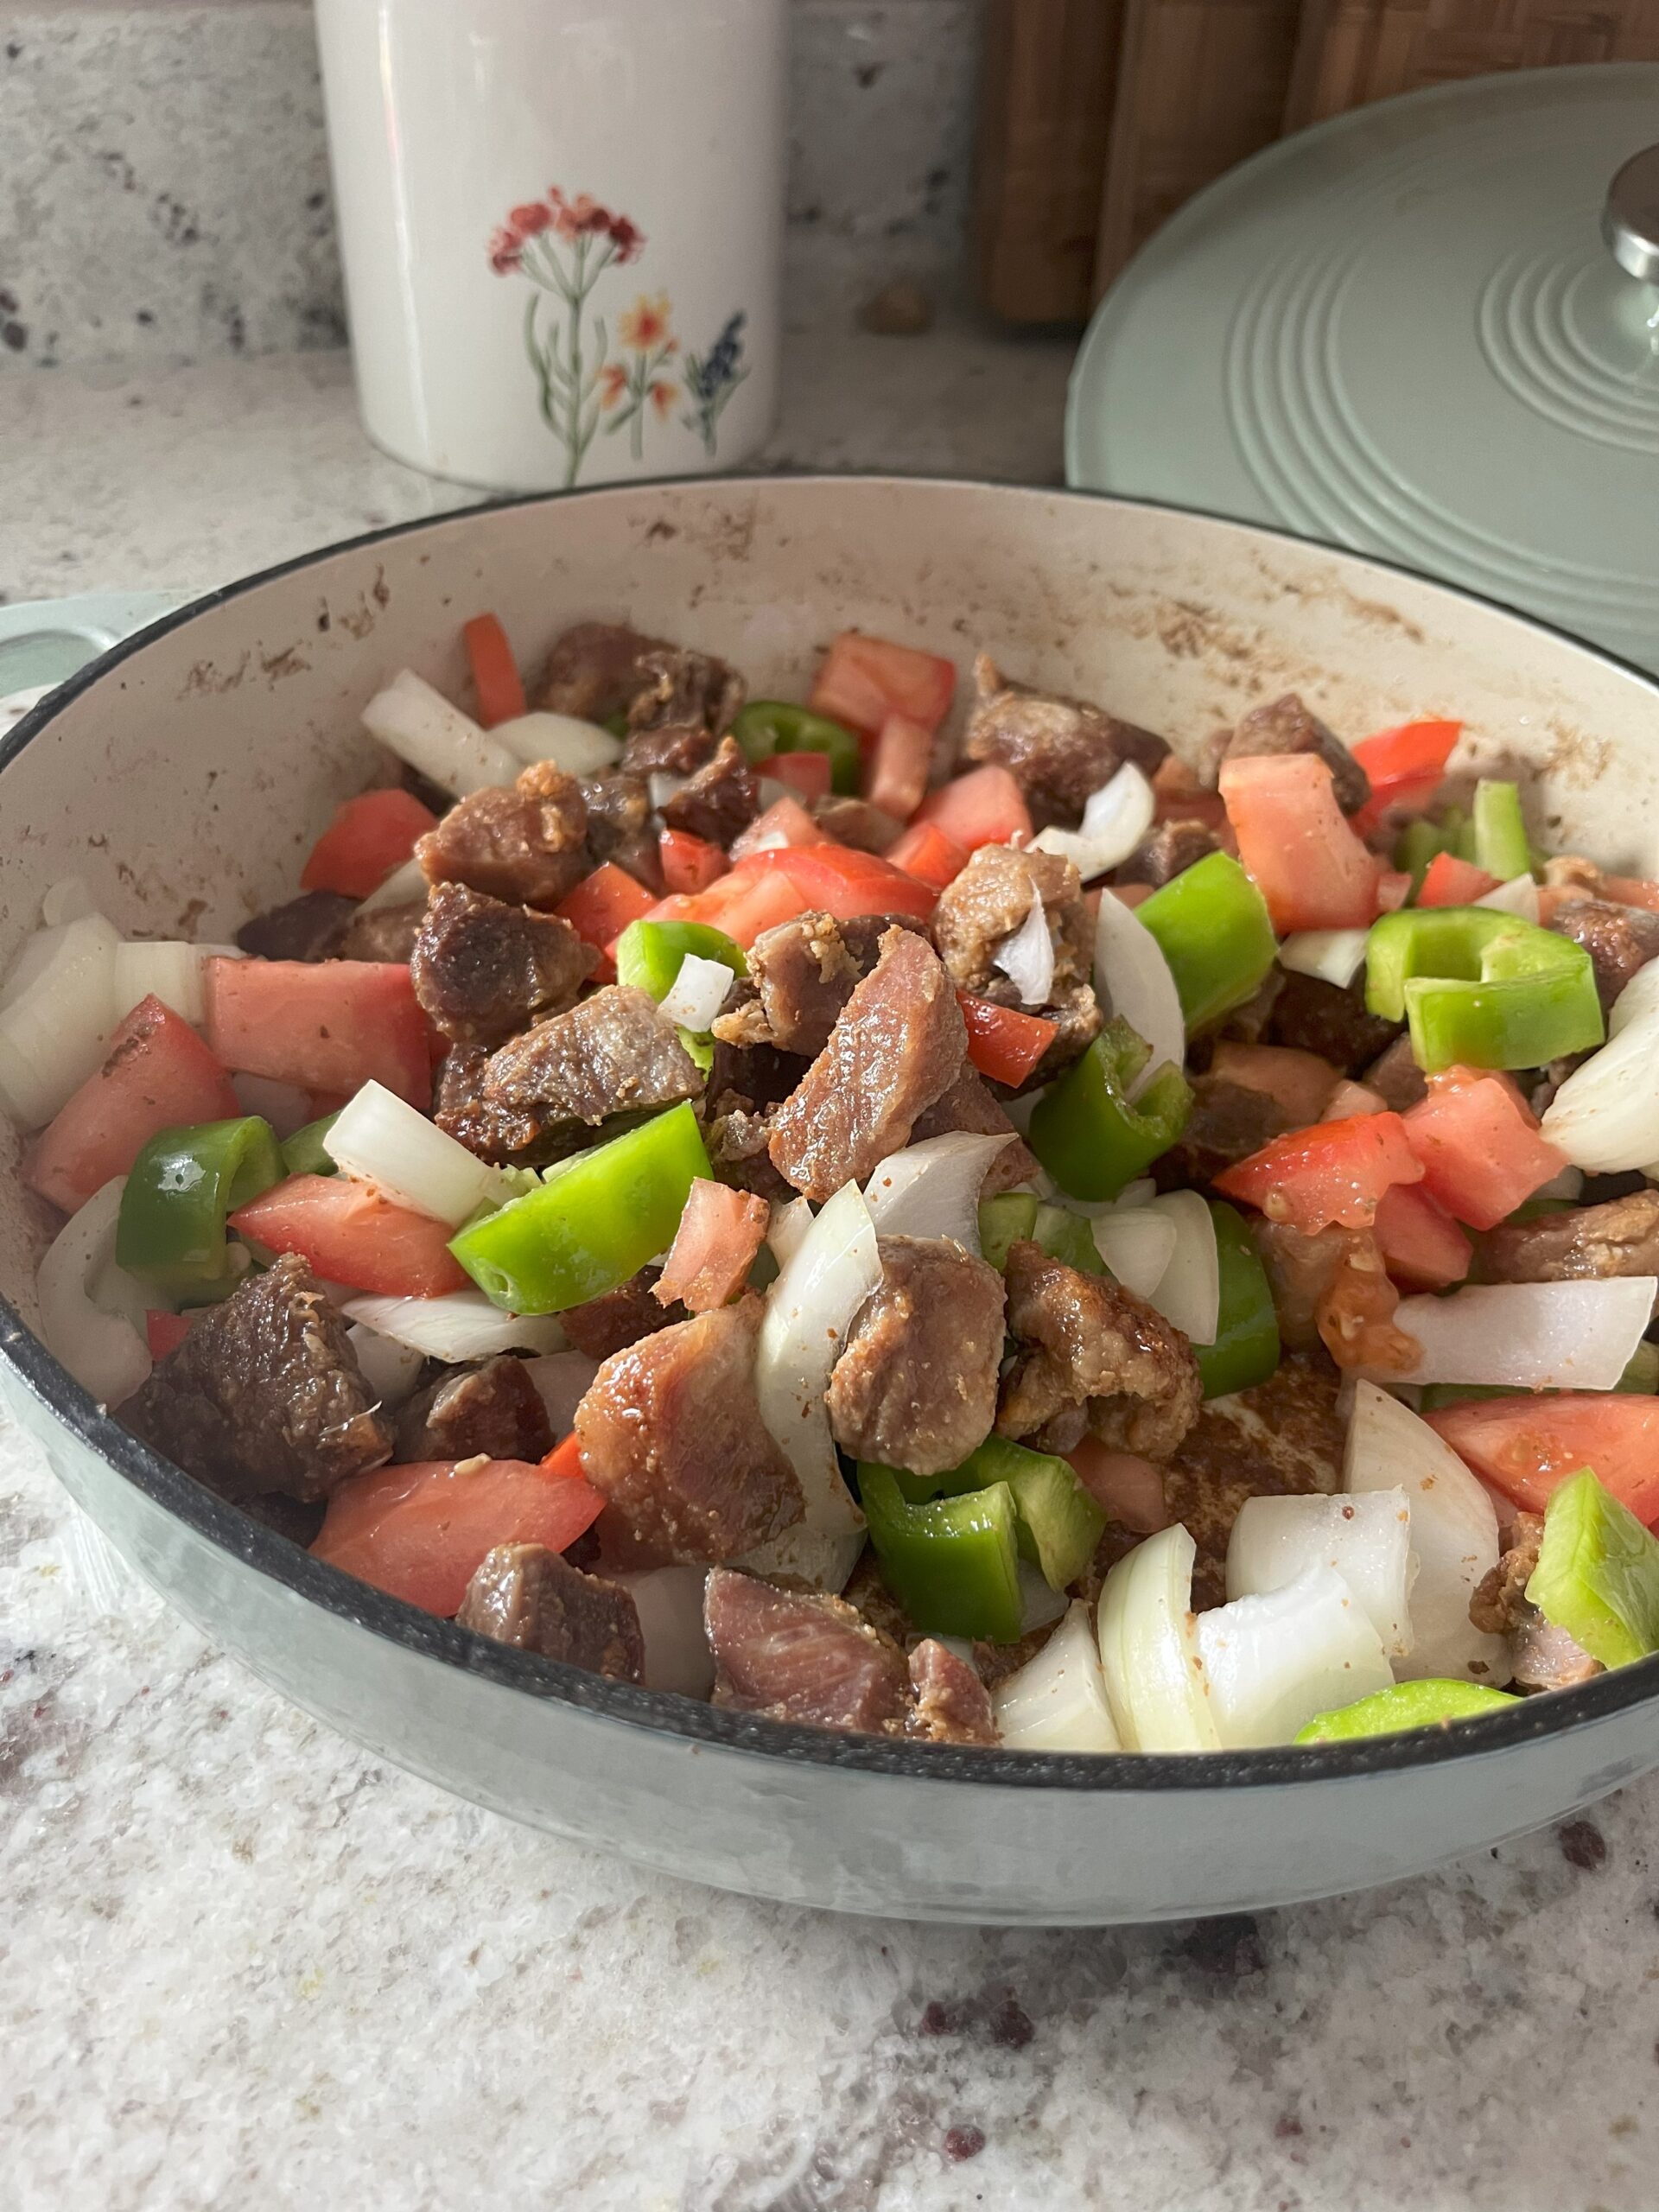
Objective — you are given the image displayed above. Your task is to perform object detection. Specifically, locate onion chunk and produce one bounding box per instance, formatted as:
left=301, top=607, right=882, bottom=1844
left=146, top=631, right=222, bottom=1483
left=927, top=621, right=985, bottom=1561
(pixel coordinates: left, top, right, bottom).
left=753, top=1180, right=879, bottom=1536
left=1391, top=1277, right=1655, bottom=1391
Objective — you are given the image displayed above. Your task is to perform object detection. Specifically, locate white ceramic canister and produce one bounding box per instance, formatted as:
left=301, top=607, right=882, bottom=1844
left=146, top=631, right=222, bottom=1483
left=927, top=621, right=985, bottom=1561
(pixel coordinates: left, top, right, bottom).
left=315, top=0, right=786, bottom=492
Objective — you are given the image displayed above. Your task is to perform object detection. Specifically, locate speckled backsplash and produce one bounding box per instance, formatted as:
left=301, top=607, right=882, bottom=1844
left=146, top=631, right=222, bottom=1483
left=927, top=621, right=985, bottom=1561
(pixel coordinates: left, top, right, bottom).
left=0, top=0, right=982, bottom=370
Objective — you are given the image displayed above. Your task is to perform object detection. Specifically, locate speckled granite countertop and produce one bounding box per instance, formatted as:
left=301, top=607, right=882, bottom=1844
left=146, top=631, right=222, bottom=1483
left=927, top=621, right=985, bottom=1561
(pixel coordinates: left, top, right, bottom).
left=5, top=332, right=1659, bottom=2212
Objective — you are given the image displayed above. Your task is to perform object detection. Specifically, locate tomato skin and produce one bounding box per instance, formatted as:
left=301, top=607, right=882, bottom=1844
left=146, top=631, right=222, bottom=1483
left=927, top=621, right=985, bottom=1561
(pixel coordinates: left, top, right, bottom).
left=887, top=820, right=969, bottom=891
left=957, top=994, right=1057, bottom=1086
left=207, top=957, right=431, bottom=1107
left=462, top=612, right=527, bottom=727
left=311, top=1456, right=605, bottom=1616
left=1348, top=719, right=1462, bottom=835
left=1212, top=1110, right=1424, bottom=1232
left=655, top=1179, right=770, bottom=1312
left=301, top=788, right=438, bottom=899
left=728, top=795, right=826, bottom=860
left=145, top=1310, right=194, bottom=1359
left=766, top=843, right=938, bottom=925
left=913, top=764, right=1033, bottom=854
left=555, top=862, right=658, bottom=963
left=767, top=750, right=834, bottom=802
left=658, top=828, right=728, bottom=895
left=1371, top=1182, right=1471, bottom=1289
left=1218, top=753, right=1382, bottom=930
left=1402, top=1067, right=1566, bottom=1231
left=1427, top=1395, right=1659, bottom=1524
left=866, top=712, right=933, bottom=821
left=230, top=1173, right=469, bottom=1296
left=28, top=994, right=240, bottom=1213
left=1416, top=852, right=1501, bottom=907
left=809, top=631, right=957, bottom=737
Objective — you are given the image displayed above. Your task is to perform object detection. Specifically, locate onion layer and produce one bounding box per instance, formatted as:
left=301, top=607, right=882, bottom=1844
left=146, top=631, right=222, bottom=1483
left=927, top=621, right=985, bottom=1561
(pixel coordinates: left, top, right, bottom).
left=1391, top=1277, right=1654, bottom=1390
left=1196, top=1565, right=1394, bottom=1747
left=1092, top=888, right=1185, bottom=1098
left=993, top=1602, right=1121, bottom=1752
left=324, top=1079, right=518, bottom=1228
left=361, top=669, right=520, bottom=796
left=1030, top=763, right=1156, bottom=880
left=993, top=890, right=1056, bottom=1008
left=1278, top=929, right=1369, bottom=989
left=862, top=1132, right=1014, bottom=1251
left=1140, top=1190, right=1219, bottom=1344
left=342, top=1290, right=564, bottom=1360
left=1096, top=1522, right=1220, bottom=1751
left=0, top=912, right=120, bottom=1128
left=36, top=1176, right=151, bottom=1408
left=1226, top=1490, right=1414, bottom=1656
left=493, top=710, right=623, bottom=777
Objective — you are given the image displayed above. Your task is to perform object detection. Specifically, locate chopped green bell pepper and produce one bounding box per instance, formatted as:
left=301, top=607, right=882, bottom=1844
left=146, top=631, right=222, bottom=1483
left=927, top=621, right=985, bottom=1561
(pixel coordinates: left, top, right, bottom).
left=731, top=701, right=863, bottom=795
left=1395, top=816, right=1455, bottom=897
left=1138, top=852, right=1278, bottom=1031
left=1364, top=906, right=1604, bottom=1071
left=116, top=1116, right=285, bottom=1295
left=1027, top=1016, right=1192, bottom=1202
left=1033, top=1200, right=1107, bottom=1277
left=1526, top=1467, right=1659, bottom=1670
left=873, top=1435, right=1106, bottom=1592
left=280, top=1110, right=340, bottom=1179
left=978, top=1191, right=1039, bottom=1270
left=1471, top=779, right=1534, bottom=883
left=449, top=1101, right=710, bottom=1314
left=1295, top=1679, right=1520, bottom=1743
left=860, top=1463, right=1024, bottom=1642
left=1195, top=1201, right=1280, bottom=1399
left=601, top=709, right=631, bottom=740
left=613, top=918, right=747, bottom=1003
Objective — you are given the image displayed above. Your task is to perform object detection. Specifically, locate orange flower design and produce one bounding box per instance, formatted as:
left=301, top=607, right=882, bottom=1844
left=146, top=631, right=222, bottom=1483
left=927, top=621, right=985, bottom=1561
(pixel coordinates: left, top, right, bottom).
left=618, top=293, right=673, bottom=353
left=599, top=363, right=629, bottom=409
left=649, top=379, right=677, bottom=418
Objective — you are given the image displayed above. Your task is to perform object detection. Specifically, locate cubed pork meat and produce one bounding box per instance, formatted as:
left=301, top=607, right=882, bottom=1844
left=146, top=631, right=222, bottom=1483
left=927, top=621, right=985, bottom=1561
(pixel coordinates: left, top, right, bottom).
left=416, top=761, right=589, bottom=909
left=1363, top=1033, right=1427, bottom=1112
left=907, top=1639, right=998, bottom=1745
left=702, top=1092, right=793, bottom=1202
left=1251, top=1219, right=1351, bottom=1353
left=1468, top=1510, right=1599, bottom=1692
left=574, top=1294, right=803, bottom=1561
left=660, top=734, right=761, bottom=847
left=1153, top=1075, right=1289, bottom=1193
left=931, top=842, right=1100, bottom=1079
left=474, top=985, right=704, bottom=1139
left=713, top=911, right=928, bottom=1059
left=431, top=1044, right=541, bottom=1165
left=410, top=880, right=594, bottom=1048
left=1221, top=693, right=1370, bottom=815
left=392, top=1355, right=555, bottom=1465
left=235, top=890, right=353, bottom=963
left=811, top=797, right=904, bottom=853
left=703, top=1567, right=911, bottom=1734
left=561, top=1268, right=688, bottom=1360
left=578, top=768, right=653, bottom=870
left=337, top=901, right=427, bottom=963
left=618, top=645, right=745, bottom=777
left=1479, top=1190, right=1659, bottom=1289
left=768, top=926, right=968, bottom=1199
left=963, top=653, right=1169, bottom=830
left=1118, top=819, right=1219, bottom=888
left=826, top=1235, right=1007, bottom=1478
left=1545, top=897, right=1659, bottom=1014
left=538, top=620, right=674, bottom=723
left=910, top=1068, right=1039, bottom=1194
left=997, top=1240, right=1202, bottom=1459
left=1266, top=969, right=1400, bottom=1076
left=123, top=1254, right=393, bottom=1503
left=458, top=1541, right=645, bottom=1681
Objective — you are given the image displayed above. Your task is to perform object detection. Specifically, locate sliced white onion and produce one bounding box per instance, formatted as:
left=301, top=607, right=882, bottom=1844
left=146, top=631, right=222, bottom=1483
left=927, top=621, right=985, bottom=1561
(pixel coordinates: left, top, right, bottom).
left=1541, top=1001, right=1659, bottom=1171
left=1391, top=1277, right=1654, bottom=1390
left=1532, top=1162, right=1584, bottom=1203
left=359, top=855, right=429, bottom=914
left=609, top=1566, right=715, bottom=1696
left=1278, top=929, right=1369, bottom=989
left=361, top=668, right=520, bottom=796
left=647, top=770, right=691, bottom=812
left=0, top=912, right=120, bottom=1128
left=323, top=1079, right=517, bottom=1228
left=1092, top=887, right=1185, bottom=1099
left=753, top=1180, right=880, bottom=1537
left=1096, top=1522, right=1220, bottom=1752
left=734, top=1524, right=866, bottom=1593
left=993, top=1602, right=1122, bottom=1752
left=1610, top=958, right=1659, bottom=1039
left=493, top=709, right=623, bottom=777
left=35, top=1176, right=151, bottom=1408
left=112, top=938, right=243, bottom=1027
left=41, top=876, right=99, bottom=927
left=1019, top=1560, right=1069, bottom=1634
left=523, top=1349, right=601, bottom=1437
left=231, top=1072, right=314, bottom=1140
left=861, top=1132, right=1014, bottom=1252
left=1090, top=1205, right=1179, bottom=1300
left=1226, top=1491, right=1414, bottom=1656
left=1344, top=1382, right=1509, bottom=1684
left=993, top=890, right=1055, bottom=1009
left=1030, top=763, right=1156, bottom=880
left=766, top=1194, right=814, bottom=1270
left=658, top=952, right=735, bottom=1032
left=346, top=1321, right=425, bottom=1410
left=1476, top=874, right=1541, bottom=921
left=1196, top=1565, right=1395, bottom=1748
left=1139, top=1191, right=1219, bottom=1344
left=1106, top=1177, right=1156, bottom=1211
left=342, top=1291, right=564, bottom=1360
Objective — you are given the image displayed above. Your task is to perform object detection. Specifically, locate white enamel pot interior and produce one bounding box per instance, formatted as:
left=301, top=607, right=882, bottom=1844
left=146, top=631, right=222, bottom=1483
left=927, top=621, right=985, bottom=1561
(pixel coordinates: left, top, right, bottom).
left=4, top=477, right=1659, bottom=1925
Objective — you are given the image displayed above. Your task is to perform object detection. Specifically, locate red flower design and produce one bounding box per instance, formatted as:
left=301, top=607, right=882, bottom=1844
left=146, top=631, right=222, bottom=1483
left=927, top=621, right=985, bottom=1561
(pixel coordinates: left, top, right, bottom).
left=487, top=227, right=523, bottom=274
left=608, top=214, right=644, bottom=265
left=649, top=378, right=677, bottom=418
left=510, top=202, right=552, bottom=238
left=599, top=363, right=629, bottom=408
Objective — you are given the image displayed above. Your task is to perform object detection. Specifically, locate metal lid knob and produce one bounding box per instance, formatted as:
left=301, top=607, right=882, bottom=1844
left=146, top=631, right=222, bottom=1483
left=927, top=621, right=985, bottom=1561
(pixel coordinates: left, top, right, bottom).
left=1605, top=143, right=1659, bottom=283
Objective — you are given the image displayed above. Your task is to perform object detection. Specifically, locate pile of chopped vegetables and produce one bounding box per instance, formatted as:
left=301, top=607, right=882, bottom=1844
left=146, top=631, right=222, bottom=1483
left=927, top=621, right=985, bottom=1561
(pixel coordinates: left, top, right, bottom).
left=17, top=611, right=1659, bottom=1751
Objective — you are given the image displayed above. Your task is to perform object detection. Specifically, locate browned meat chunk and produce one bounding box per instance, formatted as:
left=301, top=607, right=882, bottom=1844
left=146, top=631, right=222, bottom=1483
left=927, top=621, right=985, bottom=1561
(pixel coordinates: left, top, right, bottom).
left=911, top=1068, right=1038, bottom=1194
left=416, top=761, right=588, bottom=908
left=1154, top=1075, right=1289, bottom=1194
left=1468, top=1511, right=1599, bottom=1692
left=997, top=1241, right=1202, bottom=1459
left=1479, top=1190, right=1659, bottom=1288
left=410, top=880, right=593, bottom=1049
left=579, top=768, right=651, bottom=861
left=931, top=842, right=1101, bottom=1078
left=574, top=1295, right=802, bottom=1561
left=963, top=653, right=1169, bottom=830
left=907, top=1639, right=997, bottom=1745
left=827, top=1236, right=1006, bottom=1477
left=811, top=797, right=904, bottom=853
left=476, top=985, right=703, bottom=1134
left=1119, top=819, right=1219, bottom=888
left=458, top=1541, right=644, bottom=1681
left=1223, top=694, right=1370, bottom=815
left=392, top=1355, right=555, bottom=1465
left=768, top=928, right=968, bottom=1199
left=123, top=1255, right=393, bottom=1503
left=1546, top=897, right=1659, bottom=1014
left=1363, top=1033, right=1427, bottom=1112
left=1512, top=1612, right=1603, bottom=1692
left=704, top=1567, right=910, bottom=1734
left=337, top=901, right=426, bottom=963
left=1215, top=969, right=1284, bottom=1046
left=716, top=910, right=863, bottom=1058
left=619, top=645, right=745, bottom=777
left=539, top=620, right=672, bottom=722
left=1252, top=1220, right=1351, bottom=1352
left=1267, top=969, right=1400, bottom=1075
left=562, top=1268, right=687, bottom=1360
left=661, top=734, right=760, bottom=847
left=236, top=890, right=353, bottom=963
left=431, top=1044, right=541, bottom=1165
left=703, top=1093, right=793, bottom=1201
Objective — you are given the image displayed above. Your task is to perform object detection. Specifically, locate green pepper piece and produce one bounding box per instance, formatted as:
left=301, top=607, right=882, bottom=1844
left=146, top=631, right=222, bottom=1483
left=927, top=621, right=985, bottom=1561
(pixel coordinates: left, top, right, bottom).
left=1363, top=906, right=1604, bottom=1071
left=1033, top=1200, right=1107, bottom=1277
left=978, top=1191, right=1039, bottom=1270
left=1472, top=779, right=1534, bottom=883
left=601, top=709, right=630, bottom=741
left=959, top=1435, right=1105, bottom=1589
left=1295, top=1679, right=1520, bottom=1743
left=1195, top=1201, right=1280, bottom=1400
left=1138, top=852, right=1278, bottom=1031
left=1395, top=817, right=1452, bottom=897
left=116, top=1116, right=285, bottom=1294
left=1526, top=1467, right=1659, bottom=1669
left=613, top=918, right=747, bottom=1002
left=860, top=1464, right=1024, bottom=1642
left=280, top=1110, right=340, bottom=1179
left=1027, top=1017, right=1193, bottom=1202
left=449, top=1101, right=710, bottom=1314
left=730, top=701, right=863, bottom=795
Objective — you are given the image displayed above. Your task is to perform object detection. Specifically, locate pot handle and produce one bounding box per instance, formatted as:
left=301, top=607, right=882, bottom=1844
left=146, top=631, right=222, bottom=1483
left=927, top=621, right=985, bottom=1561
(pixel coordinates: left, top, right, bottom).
left=1604, top=144, right=1659, bottom=285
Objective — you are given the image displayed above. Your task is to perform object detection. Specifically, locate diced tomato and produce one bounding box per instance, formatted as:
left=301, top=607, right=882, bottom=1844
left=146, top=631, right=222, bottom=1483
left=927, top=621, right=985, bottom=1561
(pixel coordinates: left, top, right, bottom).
left=695, top=864, right=815, bottom=949
left=1427, top=1395, right=1659, bottom=1525
left=866, top=712, right=934, bottom=821
left=312, top=1456, right=604, bottom=1617
left=461, top=611, right=527, bottom=728
left=206, top=957, right=431, bottom=1107
left=28, top=995, right=240, bottom=1214
left=230, top=1173, right=467, bottom=1297
left=1371, top=1182, right=1471, bottom=1289
left=729, top=795, right=828, bottom=860
left=1212, top=1110, right=1424, bottom=1232
left=540, top=1432, right=588, bottom=1482
left=1324, top=1078, right=1388, bottom=1120
left=1402, top=1067, right=1567, bottom=1231
left=556, top=862, right=658, bottom=961
left=1317, top=1239, right=1417, bottom=1373
left=887, top=819, right=969, bottom=891
left=655, top=1179, right=770, bottom=1313
left=913, top=764, right=1033, bottom=854
left=1349, top=719, right=1462, bottom=836
left=300, top=787, right=438, bottom=899
left=1375, top=869, right=1412, bottom=913
left=768, top=750, right=834, bottom=802
left=1217, top=753, right=1382, bottom=931
left=1208, top=1042, right=1338, bottom=1127
left=1152, top=756, right=1230, bottom=833
left=958, top=994, right=1056, bottom=1087
left=658, top=827, right=728, bottom=895
left=809, top=631, right=957, bottom=737
left=1066, top=1440, right=1170, bottom=1533
left=145, top=1310, right=194, bottom=1360
left=766, top=844, right=938, bottom=926
left=1416, top=851, right=1501, bottom=908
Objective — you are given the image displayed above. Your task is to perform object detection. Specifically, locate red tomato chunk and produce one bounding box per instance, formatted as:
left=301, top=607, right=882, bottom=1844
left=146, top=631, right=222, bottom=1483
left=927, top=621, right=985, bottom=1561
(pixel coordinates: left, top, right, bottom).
left=809, top=631, right=957, bottom=737
left=206, top=957, right=432, bottom=1106
left=229, top=1173, right=468, bottom=1297
left=301, top=787, right=438, bottom=899
left=654, top=1179, right=770, bottom=1313
left=1213, top=1110, right=1424, bottom=1232
left=1427, top=1395, right=1659, bottom=1526
left=1218, top=753, right=1382, bottom=931
left=1401, top=1067, right=1566, bottom=1231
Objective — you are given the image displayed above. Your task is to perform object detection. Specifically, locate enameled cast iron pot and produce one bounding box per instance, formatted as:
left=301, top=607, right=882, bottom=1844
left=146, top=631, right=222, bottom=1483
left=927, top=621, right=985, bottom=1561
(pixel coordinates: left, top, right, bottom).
left=4, top=477, right=1658, bottom=1924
